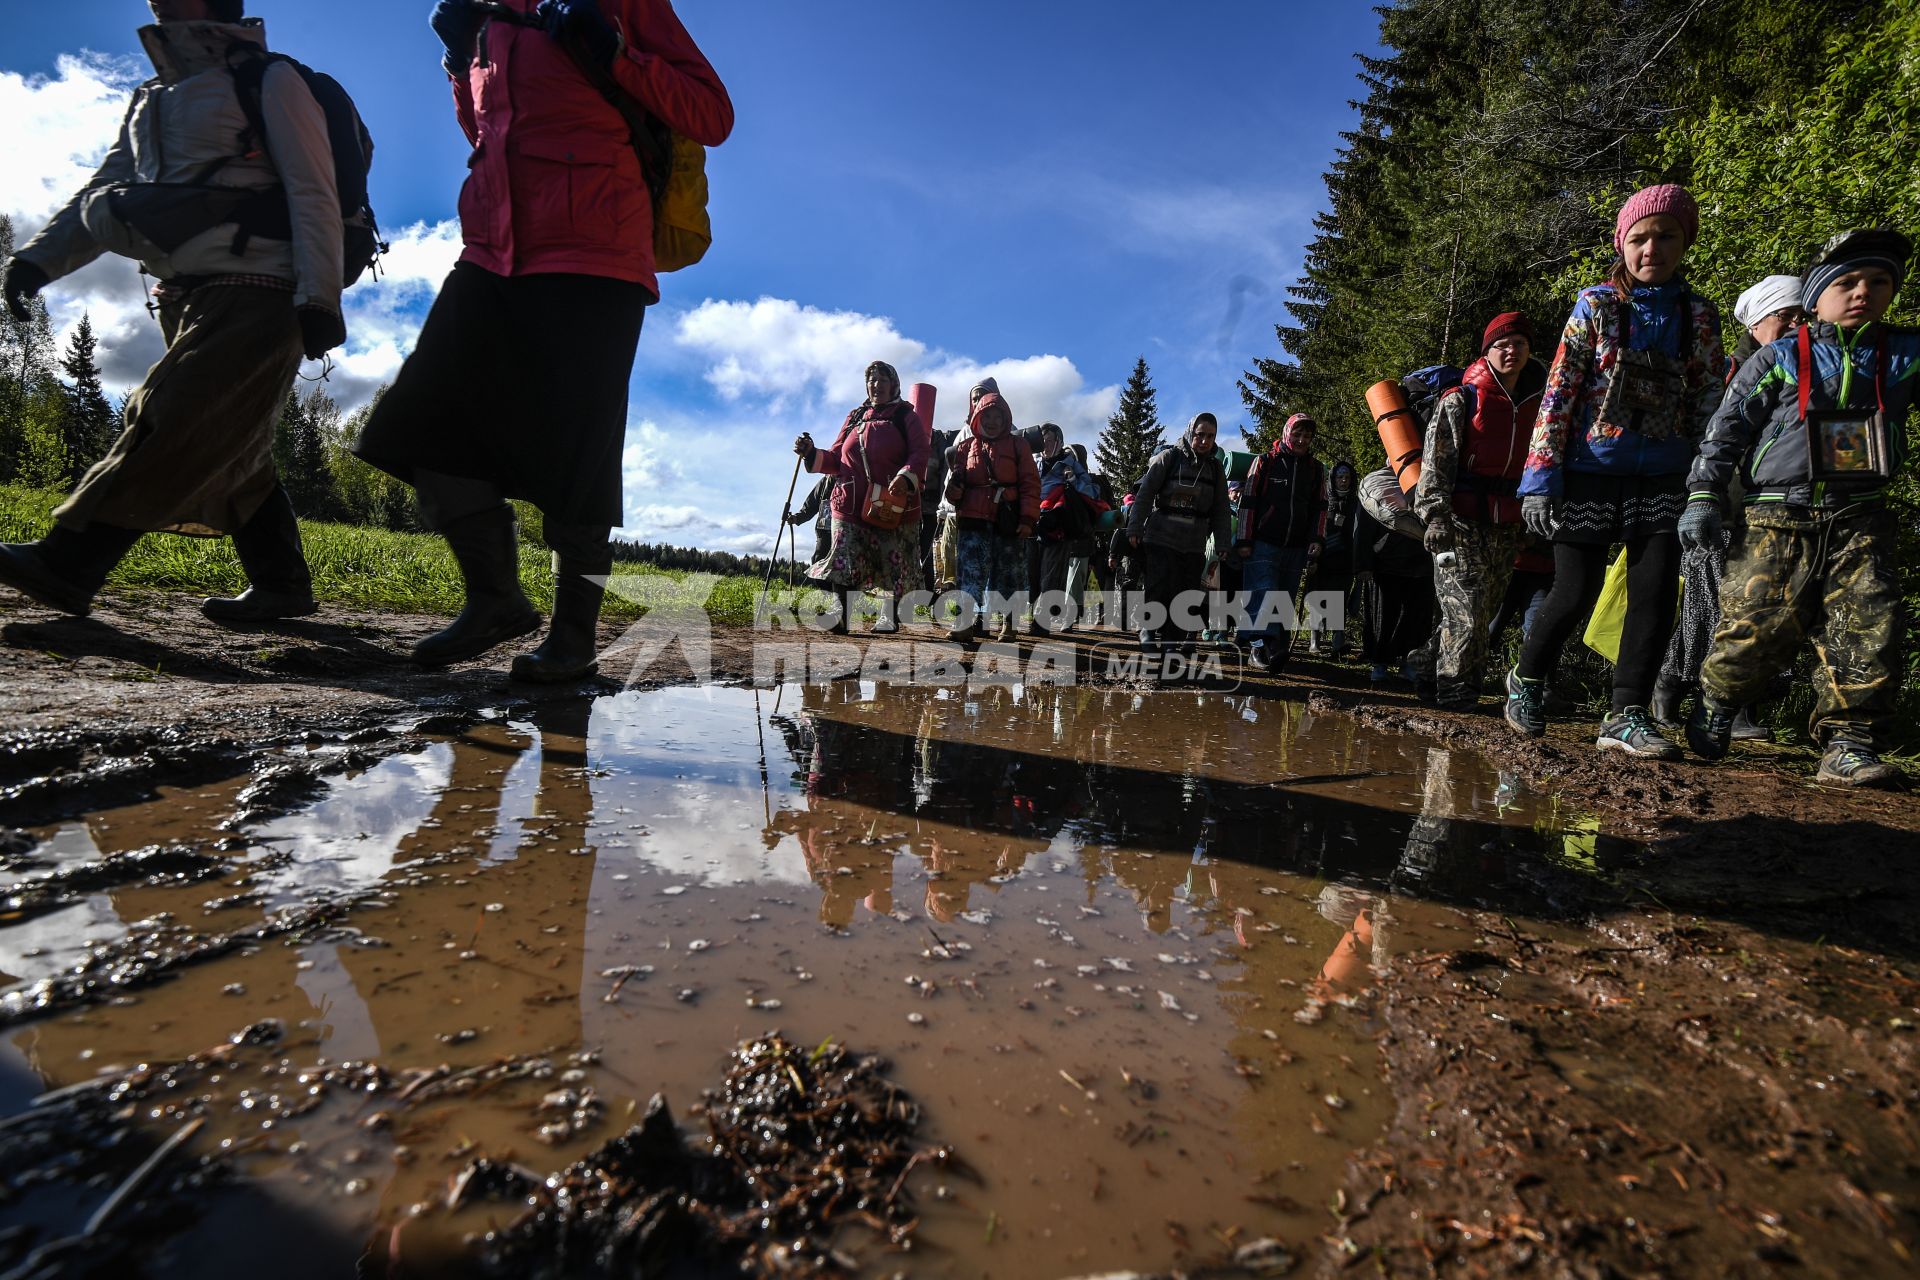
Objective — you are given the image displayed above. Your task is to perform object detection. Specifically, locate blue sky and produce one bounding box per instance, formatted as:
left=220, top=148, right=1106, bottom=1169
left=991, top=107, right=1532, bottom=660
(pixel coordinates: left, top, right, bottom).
left=1, top=1, right=1382, bottom=553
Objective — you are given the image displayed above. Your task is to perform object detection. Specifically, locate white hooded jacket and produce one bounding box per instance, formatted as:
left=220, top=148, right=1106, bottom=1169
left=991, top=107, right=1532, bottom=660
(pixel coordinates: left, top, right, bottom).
left=20, top=19, right=343, bottom=315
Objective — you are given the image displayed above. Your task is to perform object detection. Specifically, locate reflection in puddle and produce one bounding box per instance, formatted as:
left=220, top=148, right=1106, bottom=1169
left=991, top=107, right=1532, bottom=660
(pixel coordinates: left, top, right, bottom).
left=0, top=683, right=1624, bottom=1277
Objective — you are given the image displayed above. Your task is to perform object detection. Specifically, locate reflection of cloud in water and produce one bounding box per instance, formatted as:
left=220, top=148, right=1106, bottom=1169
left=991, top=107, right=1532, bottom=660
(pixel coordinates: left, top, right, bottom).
left=591, top=687, right=812, bottom=887
left=0, top=894, right=129, bottom=985
left=251, top=747, right=453, bottom=902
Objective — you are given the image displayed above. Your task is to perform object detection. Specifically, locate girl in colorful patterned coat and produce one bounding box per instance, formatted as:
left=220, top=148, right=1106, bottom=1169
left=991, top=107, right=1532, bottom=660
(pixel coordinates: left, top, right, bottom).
left=1504, top=184, right=1725, bottom=758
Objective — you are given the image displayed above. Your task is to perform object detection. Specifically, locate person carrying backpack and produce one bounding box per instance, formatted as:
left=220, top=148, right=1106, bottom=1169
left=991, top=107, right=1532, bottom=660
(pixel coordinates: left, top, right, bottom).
left=1032, top=424, right=1101, bottom=633
left=1414, top=312, right=1548, bottom=709
left=944, top=387, right=1039, bottom=643
left=794, top=361, right=931, bottom=635
left=1306, top=461, right=1360, bottom=656
left=1684, top=230, right=1919, bottom=788
left=352, top=0, right=733, bottom=681
left=1131, top=414, right=1234, bottom=649
left=1232, top=413, right=1325, bottom=670
left=0, top=0, right=347, bottom=623
left=1506, top=185, right=1725, bottom=757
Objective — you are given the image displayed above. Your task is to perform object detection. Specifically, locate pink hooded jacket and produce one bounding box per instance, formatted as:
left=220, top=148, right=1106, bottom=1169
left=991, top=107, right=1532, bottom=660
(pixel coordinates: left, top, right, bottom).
left=451, top=0, right=733, bottom=297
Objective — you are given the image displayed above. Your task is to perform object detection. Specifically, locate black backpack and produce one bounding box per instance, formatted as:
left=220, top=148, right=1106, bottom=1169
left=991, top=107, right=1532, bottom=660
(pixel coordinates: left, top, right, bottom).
left=218, top=48, right=385, bottom=287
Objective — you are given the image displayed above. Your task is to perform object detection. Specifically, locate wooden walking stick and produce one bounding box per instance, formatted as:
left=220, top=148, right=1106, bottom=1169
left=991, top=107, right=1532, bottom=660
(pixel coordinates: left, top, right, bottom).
left=761, top=455, right=803, bottom=612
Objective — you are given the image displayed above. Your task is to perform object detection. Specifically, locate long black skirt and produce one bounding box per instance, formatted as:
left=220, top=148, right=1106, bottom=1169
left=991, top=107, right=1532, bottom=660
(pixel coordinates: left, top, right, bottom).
left=354, top=262, right=649, bottom=527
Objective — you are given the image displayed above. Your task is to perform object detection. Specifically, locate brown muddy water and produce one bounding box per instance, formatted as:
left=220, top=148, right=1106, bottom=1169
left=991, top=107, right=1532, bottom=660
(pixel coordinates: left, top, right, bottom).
left=0, top=682, right=1622, bottom=1278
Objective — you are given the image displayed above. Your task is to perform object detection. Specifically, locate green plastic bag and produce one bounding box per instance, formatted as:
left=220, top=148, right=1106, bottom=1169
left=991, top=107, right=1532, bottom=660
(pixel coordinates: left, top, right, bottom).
left=1582, top=548, right=1683, bottom=663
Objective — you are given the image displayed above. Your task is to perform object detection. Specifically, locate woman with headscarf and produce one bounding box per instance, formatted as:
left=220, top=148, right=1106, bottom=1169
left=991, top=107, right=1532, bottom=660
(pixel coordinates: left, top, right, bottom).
left=943, top=384, right=1040, bottom=642
left=792, top=361, right=931, bottom=634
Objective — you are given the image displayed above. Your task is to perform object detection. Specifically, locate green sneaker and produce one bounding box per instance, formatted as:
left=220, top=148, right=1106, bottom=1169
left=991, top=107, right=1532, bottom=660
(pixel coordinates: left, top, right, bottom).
left=1503, top=667, right=1546, bottom=737
left=1596, top=706, right=1682, bottom=760
left=1816, top=742, right=1903, bottom=789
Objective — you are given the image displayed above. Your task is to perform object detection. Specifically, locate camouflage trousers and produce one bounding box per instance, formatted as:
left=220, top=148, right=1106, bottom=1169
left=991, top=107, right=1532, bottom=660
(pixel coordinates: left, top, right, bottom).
left=1699, top=505, right=1905, bottom=749
left=1426, top=522, right=1524, bottom=702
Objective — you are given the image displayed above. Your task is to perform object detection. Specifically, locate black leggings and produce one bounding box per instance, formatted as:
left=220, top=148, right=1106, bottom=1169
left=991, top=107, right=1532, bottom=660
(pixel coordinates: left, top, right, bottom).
left=1517, top=534, right=1679, bottom=712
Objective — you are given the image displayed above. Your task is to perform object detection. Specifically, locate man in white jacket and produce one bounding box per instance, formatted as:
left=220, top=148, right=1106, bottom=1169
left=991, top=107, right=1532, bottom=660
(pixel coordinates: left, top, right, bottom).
left=0, top=0, right=346, bottom=622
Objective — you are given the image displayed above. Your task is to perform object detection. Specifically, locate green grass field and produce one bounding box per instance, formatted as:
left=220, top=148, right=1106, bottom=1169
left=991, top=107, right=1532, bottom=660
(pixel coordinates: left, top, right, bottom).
left=0, top=485, right=781, bottom=627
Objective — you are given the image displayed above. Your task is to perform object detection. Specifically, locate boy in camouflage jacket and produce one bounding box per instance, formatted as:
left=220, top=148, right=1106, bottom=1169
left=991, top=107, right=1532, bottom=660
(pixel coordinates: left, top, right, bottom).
left=1683, top=230, right=1918, bottom=788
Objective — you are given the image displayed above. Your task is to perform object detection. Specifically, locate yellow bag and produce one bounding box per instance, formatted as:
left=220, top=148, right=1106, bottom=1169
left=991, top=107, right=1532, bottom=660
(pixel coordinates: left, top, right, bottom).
left=652, top=132, right=711, bottom=273
left=1582, top=548, right=1683, bottom=663
left=933, top=511, right=959, bottom=589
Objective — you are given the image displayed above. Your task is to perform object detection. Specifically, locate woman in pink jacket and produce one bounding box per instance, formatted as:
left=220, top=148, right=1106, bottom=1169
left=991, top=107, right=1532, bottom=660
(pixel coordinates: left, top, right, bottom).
left=354, top=0, right=733, bottom=681
left=792, top=361, right=931, bottom=634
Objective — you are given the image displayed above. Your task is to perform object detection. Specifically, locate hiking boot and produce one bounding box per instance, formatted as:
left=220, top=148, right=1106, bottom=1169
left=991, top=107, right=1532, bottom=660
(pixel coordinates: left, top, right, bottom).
left=1649, top=675, right=1688, bottom=726
left=827, top=589, right=852, bottom=636
left=944, top=619, right=981, bottom=645
left=0, top=523, right=143, bottom=617
left=202, top=586, right=319, bottom=623
left=1435, top=678, right=1478, bottom=712
left=994, top=616, right=1014, bottom=643
left=1596, top=706, right=1682, bottom=760
left=1730, top=707, right=1773, bottom=742
left=1503, top=667, right=1546, bottom=737
left=1685, top=697, right=1736, bottom=760
left=411, top=505, right=542, bottom=667
left=511, top=559, right=606, bottom=684
left=1817, top=741, right=1903, bottom=789
left=1137, top=628, right=1158, bottom=651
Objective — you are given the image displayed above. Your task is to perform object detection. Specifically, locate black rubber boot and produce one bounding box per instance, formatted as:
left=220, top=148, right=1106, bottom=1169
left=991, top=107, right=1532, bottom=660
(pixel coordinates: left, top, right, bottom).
left=1649, top=675, right=1688, bottom=726
left=204, top=484, right=318, bottom=623
left=411, top=504, right=542, bottom=667
left=511, top=559, right=607, bottom=683
left=827, top=589, right=852, bottom=636
left=1729, top=706, right=1773, bottom=742
left=0, top=523, right=142, bottom=616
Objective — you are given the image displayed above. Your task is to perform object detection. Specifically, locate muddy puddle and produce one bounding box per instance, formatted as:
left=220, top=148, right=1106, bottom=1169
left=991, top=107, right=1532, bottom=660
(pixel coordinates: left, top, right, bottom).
left=0, top=682, right=1629, bottom=1278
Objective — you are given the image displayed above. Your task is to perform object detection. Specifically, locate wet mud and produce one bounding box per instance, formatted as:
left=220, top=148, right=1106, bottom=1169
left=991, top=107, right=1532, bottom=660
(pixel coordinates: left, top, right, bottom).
left=1, top=595, right=1917, bottom=1277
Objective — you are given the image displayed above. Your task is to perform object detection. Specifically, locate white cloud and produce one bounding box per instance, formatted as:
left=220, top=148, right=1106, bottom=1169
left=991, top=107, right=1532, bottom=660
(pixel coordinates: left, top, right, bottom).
left=0, top=53, right=142, bottom=227
left=672, top=296, right=1119, bottom=448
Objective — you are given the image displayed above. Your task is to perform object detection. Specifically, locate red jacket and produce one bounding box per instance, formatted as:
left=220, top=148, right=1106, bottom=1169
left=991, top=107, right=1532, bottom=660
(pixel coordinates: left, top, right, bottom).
left=949, top=419, right=1040, bottom=527
left=452, top=0, right=733, bottom=296
left=810, top=402, right=931, bottom=527
left=1448, top=357, right=1545, bottom=524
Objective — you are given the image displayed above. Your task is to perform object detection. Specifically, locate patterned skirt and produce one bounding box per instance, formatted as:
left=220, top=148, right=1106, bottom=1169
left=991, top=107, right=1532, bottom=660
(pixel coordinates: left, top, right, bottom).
left=809, top=516, right=925, bottom=596
left=1553, top=471, right=1687, bottom=545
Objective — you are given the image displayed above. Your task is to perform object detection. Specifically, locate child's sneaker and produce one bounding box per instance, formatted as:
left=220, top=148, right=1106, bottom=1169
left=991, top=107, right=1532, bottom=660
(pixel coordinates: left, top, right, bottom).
left=1596, top=706, right=1682, bottom=759
left=1816, top=741, right=1903, bottom=789
left=1503, top=667, right=1546, bottom=737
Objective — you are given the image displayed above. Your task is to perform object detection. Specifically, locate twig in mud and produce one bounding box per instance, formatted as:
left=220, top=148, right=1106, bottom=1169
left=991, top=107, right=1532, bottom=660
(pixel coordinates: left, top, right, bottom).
left=86, top=1116, right=207, bottom=1235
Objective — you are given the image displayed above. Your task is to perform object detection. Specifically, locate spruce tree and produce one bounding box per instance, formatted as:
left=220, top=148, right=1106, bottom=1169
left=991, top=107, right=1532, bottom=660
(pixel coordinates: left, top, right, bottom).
left=0, top=214, right=60, bottom=484
left=1094, top=357, right=1165, bottom=495
left=59, top=314, right=116, bottom=481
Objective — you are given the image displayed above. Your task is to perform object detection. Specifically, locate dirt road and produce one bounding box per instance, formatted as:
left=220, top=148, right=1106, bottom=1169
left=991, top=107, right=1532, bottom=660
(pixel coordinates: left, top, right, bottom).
left=3, top=589, right=1916, bottom=1277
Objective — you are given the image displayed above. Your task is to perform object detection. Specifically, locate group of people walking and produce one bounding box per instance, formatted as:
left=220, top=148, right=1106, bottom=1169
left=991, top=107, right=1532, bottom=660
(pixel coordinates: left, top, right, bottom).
left=0, top=0, right=733, bottom=685
left=1400, top=185, right=1913, bottom=789
left=0, top=11, right=1908, bottom=790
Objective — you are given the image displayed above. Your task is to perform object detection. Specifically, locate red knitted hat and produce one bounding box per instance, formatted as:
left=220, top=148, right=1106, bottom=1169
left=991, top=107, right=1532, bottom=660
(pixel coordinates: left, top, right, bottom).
left=1614, top=184, right=1699, bottom=256
left=1481, top=311, right=1532, bottom=352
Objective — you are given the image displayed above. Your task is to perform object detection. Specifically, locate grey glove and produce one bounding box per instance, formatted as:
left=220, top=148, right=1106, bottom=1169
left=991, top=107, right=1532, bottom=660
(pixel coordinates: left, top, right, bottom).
left=1677, top=498, right=1723, bottom=553
left=1521, top=495, right=1555, bottom=542
left=1422, top=514, right=1455, bottom=555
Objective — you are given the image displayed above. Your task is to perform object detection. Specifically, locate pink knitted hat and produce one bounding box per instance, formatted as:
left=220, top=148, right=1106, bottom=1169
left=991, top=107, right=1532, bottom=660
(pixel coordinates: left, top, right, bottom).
left=1614, top=184, right=1698, bottom=256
